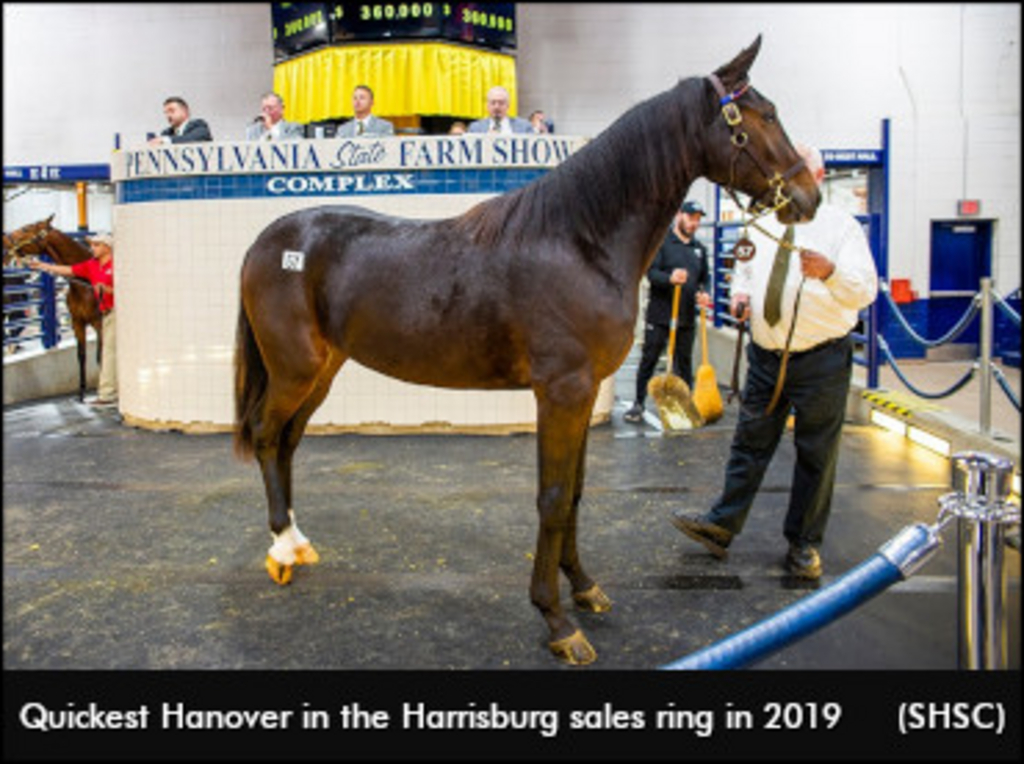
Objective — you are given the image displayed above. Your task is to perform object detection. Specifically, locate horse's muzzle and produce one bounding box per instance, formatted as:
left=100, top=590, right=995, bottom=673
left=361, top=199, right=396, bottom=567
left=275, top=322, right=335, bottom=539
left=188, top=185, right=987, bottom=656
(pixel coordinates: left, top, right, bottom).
left=777, top=185, right=821, bottom=224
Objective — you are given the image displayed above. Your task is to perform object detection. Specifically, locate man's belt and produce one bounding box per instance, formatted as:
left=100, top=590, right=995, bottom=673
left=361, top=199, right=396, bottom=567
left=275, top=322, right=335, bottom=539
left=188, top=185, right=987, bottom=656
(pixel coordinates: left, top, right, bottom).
left=757, top=334, right=847, bottom=358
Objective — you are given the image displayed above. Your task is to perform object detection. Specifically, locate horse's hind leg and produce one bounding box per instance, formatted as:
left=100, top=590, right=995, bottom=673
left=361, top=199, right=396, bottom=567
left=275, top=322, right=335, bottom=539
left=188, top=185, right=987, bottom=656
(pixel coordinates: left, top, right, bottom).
left=274, top=351, right=347, bottom=572
left=562, top=430, right=613, bottom=614
left=259, top=350, right=344, bottom=585
left=531, top=375, right=600, bottom=665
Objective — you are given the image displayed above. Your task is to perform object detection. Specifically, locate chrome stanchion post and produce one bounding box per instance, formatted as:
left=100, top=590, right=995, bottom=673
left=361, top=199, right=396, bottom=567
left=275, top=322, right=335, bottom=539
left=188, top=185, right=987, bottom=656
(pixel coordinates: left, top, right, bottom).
left=950, top=451, right=1017, bottom=669
left=979, top=278, right=992, bottom=435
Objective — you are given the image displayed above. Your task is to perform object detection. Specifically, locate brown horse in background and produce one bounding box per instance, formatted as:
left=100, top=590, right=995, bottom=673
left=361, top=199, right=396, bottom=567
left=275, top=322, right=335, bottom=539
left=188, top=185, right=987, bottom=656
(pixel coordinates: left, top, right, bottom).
left=235, top=37, right=821, bottom=665
left=3, top=215, right=103, bottom=401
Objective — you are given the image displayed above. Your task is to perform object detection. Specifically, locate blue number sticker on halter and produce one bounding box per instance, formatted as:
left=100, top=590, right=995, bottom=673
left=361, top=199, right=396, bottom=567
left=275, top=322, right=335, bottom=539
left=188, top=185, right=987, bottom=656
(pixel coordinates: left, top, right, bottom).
left=282, top=250, right=305, bottom=271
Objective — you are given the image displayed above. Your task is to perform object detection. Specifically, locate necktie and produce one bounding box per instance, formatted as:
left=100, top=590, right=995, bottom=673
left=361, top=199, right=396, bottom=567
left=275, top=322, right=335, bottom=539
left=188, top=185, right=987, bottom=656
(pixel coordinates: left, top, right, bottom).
left=763, top=225, right=795, bottom=327
left=357, top=120, right=364, bottom=135
left=490, top=119, right=500, bottom=133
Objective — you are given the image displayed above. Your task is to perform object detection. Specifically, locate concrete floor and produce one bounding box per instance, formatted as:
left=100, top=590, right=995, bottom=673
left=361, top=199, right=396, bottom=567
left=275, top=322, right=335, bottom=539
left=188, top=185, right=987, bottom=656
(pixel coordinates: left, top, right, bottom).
left=4, top=387, right=1019, bottom=671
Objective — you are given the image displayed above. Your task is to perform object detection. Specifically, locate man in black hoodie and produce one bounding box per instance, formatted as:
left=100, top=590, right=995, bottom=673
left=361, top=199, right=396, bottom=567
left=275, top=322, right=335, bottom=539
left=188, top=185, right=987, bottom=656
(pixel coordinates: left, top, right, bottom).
left=624, top=200, right=712, bottom=424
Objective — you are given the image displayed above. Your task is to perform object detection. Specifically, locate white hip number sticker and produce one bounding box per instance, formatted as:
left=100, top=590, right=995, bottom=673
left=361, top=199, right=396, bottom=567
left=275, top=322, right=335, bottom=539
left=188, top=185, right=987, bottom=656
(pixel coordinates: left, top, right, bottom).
left=282, top=250, right=306, bottom=271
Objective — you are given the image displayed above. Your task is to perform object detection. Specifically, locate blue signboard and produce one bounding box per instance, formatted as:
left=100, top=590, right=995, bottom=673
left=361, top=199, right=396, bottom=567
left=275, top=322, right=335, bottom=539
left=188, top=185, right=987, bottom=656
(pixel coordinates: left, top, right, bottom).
left=3, top=164, right=111, bottom=183
left=821, top=149, right=883, bottom=167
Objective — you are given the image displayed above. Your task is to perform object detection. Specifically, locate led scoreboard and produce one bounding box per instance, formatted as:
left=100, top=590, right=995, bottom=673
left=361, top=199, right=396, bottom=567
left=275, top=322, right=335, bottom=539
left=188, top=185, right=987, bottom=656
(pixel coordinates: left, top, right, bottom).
left=272, top=2, right=516, bottom=60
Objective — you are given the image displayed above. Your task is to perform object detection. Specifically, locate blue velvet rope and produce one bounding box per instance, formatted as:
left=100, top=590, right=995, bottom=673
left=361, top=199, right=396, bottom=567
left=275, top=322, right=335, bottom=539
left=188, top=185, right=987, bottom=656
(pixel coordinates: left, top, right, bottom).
left=879, top=337, right=977, bottom=400
left=992, top=364, right=1022, bottom=412
left=992, top=287, right=1022, bottom=327
left=661, top=555, right=902, bottom=670
left=880, top=282, right=980, bottom=348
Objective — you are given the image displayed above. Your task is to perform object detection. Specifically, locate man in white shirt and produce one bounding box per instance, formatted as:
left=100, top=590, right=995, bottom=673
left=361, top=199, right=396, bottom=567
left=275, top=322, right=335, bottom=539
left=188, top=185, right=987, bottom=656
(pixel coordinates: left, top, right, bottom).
left=670, top=144, right=878, bottom=580
left=467, top=86, right=534, bottom=134
left=245, top=92, right=305, bottom=141
left=336, top=85, right=395, bottom=138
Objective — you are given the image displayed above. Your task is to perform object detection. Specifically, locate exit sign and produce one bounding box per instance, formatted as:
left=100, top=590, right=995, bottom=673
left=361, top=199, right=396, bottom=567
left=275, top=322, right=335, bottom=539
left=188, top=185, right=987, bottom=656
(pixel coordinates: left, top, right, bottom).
left=958, top=199, right=981, bottom=216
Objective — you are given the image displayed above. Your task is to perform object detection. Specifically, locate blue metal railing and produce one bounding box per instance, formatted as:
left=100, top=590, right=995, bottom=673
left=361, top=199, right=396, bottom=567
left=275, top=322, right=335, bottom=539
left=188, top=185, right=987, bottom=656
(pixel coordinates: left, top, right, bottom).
left=3, top=263, right=74, bottom=353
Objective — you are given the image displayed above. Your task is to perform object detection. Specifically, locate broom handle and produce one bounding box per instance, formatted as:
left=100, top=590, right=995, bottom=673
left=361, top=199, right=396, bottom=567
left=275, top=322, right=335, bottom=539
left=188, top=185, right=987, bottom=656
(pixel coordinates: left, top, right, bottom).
left=700, top=303, right=709, bottom=364
left=667, top=283, right=682, bottom=376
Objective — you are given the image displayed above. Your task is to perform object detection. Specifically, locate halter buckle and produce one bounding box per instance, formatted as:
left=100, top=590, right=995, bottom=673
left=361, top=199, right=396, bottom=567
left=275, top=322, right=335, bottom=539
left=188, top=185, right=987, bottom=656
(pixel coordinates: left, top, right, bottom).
left=721, top=102, right=742, bottom=127
left=730, top=131, right=748, bottom=148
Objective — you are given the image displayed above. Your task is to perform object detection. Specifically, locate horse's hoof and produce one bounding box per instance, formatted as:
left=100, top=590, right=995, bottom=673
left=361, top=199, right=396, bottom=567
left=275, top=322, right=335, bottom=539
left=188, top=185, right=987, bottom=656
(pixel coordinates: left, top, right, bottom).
left=549, top=630, right=597, bottom=666
left=265, top=555, right=293, bottom=585
left=573, top=584, right=613, bottom=613
left=294, top=542, right=320, bottom=566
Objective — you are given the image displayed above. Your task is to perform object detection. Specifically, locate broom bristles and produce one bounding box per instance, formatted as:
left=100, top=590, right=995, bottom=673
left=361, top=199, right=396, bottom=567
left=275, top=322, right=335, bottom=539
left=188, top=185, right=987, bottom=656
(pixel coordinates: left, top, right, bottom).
left=693, top=365, right=724, bottom=423
left=648, top=374, right=705, bottom=430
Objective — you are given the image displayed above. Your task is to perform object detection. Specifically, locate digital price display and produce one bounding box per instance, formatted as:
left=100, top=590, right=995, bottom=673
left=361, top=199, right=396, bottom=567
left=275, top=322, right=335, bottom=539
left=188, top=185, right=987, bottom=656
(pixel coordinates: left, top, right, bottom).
left=273, top=2, right=516, bottom=61
left=442, top=3, right=516, bottom=49
left=272, top=3, right=332, bottom=60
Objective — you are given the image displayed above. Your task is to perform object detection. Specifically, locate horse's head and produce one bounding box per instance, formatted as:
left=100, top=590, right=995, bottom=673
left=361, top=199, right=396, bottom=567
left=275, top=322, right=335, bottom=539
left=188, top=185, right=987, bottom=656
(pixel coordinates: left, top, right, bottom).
left=2, top=214, right=55, bottom=267
left=702, top=36, right=820, bottom=225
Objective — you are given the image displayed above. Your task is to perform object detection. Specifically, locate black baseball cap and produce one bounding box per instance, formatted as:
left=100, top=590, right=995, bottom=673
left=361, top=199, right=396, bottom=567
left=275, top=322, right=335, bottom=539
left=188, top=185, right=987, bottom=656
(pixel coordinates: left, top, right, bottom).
left=680, top=200, right=705, bottom=215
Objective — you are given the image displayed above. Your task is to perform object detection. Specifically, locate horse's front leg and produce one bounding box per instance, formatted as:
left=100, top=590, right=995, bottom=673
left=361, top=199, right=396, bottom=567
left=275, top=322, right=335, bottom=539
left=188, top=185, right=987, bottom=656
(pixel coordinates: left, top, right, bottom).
left=532, top=373, right=599, bottom=665
left=73, top=322, right=87, bottom=402
left=562, top=429, right=613, bottom=614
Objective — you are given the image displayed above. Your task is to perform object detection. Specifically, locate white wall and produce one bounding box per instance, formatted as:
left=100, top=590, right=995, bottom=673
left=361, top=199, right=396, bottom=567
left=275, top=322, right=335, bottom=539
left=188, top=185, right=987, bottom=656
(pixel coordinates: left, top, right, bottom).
left=516, top=2, right=1021, bottom=294
left=3, top=3, right=1020, bottom=294
left=2, top=3, right=273, bottom=161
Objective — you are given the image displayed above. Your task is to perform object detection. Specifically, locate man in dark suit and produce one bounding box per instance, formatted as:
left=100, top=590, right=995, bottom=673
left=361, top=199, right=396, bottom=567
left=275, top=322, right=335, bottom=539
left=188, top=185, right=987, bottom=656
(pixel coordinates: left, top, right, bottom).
left=467, top=86, right=534, bottom=134
left=148, top=96, right=212, bottom=145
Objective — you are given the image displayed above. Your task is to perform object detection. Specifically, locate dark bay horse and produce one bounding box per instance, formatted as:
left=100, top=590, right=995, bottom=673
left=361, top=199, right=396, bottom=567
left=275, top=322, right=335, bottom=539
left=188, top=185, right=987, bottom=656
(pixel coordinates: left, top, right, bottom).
left=3, top=215, right=103, bottom=400
left=235, top=37, right=821, bottom=665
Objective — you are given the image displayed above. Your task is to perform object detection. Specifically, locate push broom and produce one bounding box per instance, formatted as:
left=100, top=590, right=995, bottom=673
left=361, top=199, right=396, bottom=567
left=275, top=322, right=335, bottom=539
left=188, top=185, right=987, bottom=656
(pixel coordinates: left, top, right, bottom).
left=692, top=305, right=723, bottom=423
left=648, top=284, right=704, bottom=431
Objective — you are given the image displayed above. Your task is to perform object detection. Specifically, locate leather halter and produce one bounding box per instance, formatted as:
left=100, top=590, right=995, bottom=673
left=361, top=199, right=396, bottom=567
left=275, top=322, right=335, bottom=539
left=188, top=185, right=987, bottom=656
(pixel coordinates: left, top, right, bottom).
left=2, top=225, right=51, bottom=266
left=707, top=73, right=808, bottom=416
left=707, top=72, right=805, bottom=230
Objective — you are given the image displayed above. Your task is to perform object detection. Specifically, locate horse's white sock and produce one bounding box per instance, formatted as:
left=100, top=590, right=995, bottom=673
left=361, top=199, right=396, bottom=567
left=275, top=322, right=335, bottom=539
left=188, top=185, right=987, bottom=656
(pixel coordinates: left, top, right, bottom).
left=268, top=510, right=309, bottom=564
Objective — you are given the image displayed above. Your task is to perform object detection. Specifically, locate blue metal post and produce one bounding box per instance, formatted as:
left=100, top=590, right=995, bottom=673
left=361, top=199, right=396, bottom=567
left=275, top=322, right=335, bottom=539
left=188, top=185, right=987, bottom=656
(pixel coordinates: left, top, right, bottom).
left=868, top=118, right=891, bottom=390
left=40, top=271, right=59, bottom=349
left=867, top=297, right=880, bottom=389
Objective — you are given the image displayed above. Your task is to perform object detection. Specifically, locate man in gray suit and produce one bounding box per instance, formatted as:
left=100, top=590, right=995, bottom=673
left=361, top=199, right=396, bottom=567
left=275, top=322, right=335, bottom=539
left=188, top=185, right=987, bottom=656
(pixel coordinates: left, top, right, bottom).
left=467, top=86, right=534, bottom=134
left=245, top=92, right=305, bottom=141
left=336, top=85, right=395, bottom=138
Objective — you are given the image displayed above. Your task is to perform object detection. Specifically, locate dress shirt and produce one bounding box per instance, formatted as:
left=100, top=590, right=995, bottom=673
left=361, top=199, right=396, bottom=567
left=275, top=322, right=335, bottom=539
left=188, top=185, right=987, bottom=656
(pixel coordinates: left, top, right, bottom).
left=731, top=203, right=878, bottom=352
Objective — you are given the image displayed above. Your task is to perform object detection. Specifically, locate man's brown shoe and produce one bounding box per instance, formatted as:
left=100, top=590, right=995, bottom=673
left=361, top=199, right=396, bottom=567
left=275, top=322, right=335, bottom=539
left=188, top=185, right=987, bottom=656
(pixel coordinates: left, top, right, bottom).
left=669, top=511, right=733, bottom=559
left=784, top=543, right=822, bottom=580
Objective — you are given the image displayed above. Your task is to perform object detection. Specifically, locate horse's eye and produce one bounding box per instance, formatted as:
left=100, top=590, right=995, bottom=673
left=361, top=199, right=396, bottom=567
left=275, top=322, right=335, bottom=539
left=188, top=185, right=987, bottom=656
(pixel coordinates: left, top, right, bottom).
left=763, top=112, right=777, bottom=125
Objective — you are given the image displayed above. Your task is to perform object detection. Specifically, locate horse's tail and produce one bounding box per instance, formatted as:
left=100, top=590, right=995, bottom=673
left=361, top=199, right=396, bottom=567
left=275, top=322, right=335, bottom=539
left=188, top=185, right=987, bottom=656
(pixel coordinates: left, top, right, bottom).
left=234, top=300, right=266, bottom=461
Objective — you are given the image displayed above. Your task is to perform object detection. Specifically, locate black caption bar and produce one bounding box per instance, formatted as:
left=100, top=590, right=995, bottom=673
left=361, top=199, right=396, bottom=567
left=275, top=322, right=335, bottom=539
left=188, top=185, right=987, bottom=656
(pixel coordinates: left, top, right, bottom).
left=4, top=670, right=1020, bottom=761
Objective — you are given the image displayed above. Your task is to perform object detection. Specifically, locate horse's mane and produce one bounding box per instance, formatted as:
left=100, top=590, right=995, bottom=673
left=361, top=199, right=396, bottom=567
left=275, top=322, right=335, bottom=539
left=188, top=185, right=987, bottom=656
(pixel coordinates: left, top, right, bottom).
left=453, top=77, right=712, bottom=253
left=44, top=225, right=92, bottom=263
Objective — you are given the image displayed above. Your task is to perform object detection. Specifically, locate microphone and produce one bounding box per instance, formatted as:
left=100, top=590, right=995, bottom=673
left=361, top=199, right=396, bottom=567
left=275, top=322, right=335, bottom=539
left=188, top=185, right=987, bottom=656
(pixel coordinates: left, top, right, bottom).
left=252, top=115, right=264, bottom=123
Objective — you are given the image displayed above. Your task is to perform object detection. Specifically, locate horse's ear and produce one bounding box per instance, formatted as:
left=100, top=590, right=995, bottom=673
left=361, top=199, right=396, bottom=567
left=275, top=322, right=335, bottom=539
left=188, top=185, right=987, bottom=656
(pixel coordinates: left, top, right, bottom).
left=713, top=35, right=762, bottom=90
left=44, top=213, right=55, bottom=227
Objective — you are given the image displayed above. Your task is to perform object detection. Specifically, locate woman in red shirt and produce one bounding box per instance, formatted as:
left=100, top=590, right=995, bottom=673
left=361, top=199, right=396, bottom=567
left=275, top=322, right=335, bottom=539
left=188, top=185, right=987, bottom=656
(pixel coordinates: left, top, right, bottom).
left=30, top=232, right=117, bottom=406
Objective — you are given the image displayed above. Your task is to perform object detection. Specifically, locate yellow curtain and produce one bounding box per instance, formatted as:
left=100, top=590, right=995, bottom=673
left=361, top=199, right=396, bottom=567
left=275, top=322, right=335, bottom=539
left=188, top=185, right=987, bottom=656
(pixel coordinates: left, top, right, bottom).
left=274, top=42, right=517, bottom=123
